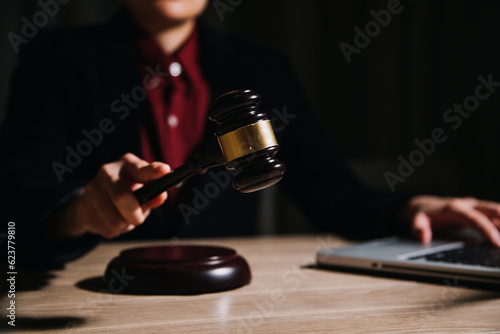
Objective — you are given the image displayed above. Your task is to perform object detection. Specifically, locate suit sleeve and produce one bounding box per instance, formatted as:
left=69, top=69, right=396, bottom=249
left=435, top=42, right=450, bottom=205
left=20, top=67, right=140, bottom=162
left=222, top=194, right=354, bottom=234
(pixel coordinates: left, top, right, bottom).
left=0, top=32, right=101, bottom=269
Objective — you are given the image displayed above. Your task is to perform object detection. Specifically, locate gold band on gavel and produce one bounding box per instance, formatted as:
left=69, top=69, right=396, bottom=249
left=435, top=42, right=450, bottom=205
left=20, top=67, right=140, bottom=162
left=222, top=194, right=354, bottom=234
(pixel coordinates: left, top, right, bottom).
left=217, top=120, right=278, bottom=162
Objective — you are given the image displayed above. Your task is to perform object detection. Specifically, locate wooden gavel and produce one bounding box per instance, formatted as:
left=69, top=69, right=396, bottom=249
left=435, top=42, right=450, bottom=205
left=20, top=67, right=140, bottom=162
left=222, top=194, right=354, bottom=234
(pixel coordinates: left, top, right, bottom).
left=133, top=89, right=286, bottom=204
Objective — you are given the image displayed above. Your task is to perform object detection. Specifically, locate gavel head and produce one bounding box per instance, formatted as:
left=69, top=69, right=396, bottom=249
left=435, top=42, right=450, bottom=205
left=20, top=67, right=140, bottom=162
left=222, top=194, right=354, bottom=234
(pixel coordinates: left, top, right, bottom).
left=209, top=90, right=286, bottom=193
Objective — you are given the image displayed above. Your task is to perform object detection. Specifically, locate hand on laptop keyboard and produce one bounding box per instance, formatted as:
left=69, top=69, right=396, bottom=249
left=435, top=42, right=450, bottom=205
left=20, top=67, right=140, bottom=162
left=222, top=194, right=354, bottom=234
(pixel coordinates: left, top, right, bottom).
left=399, top=195, right=500, bottom=248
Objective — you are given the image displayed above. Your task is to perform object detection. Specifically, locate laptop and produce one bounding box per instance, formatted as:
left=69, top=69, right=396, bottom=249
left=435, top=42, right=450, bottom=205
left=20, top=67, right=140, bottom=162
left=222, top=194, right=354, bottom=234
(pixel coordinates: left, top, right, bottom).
left=316, top=231, right=500, bottom=288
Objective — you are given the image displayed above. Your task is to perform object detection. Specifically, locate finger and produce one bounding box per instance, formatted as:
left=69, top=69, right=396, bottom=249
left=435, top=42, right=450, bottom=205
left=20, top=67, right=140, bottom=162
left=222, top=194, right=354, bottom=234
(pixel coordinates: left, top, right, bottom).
left=106, top=178, right=149, bottom=227
left=120, top=157, right=170, bottom=210
left=85, top=181, right=130, bottom=238
left=411, top=211, right=433, bottom=244
left=492, top=218, right=500, bottom=229
left=124, top=224, right=135, bottom=233
left=104, top=155, right=168, bottom=226
left=451, top=205, right=500, bottom=247
left=121, top=152, right=149, bottom=168
left=120, top=154, right=171, bottom=184
left=93, top=162, right=148, bottom=229
left=142, top=191, right=168, bottom=211
left=474, top=200, right=500, bottom=219
left=78, top=195, right=107, bottom=236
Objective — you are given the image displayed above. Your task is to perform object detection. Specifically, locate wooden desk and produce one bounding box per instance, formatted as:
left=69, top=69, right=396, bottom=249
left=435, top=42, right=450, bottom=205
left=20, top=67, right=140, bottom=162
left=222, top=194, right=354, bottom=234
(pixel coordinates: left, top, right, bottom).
left=3, top=235, right=500, bottom=333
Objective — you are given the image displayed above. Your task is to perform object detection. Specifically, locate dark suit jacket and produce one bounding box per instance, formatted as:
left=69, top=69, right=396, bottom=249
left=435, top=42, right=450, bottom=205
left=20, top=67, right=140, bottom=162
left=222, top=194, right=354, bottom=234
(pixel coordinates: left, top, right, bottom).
left=0, top=9, right=410, bottom=268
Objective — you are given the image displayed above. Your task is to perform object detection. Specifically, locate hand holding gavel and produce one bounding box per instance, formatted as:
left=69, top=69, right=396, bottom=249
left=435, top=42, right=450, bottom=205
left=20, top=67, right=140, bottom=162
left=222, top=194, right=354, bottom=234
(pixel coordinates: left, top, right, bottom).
left=52, top=90, right=285, bottom=239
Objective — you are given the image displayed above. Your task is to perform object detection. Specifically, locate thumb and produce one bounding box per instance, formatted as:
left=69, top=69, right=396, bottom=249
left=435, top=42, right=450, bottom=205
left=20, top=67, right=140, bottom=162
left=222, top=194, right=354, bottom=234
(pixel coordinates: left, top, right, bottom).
left=136, top=162, right=171, bottom=184
left=120, top=154, right=171, bottom=185
left=411, top=211, right=433, bottom=244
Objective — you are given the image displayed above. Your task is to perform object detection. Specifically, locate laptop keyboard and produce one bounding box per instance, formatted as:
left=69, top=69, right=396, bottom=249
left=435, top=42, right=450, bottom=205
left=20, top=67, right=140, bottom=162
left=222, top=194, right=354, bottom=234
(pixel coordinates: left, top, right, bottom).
left=409, top=243, right=500, bottom=268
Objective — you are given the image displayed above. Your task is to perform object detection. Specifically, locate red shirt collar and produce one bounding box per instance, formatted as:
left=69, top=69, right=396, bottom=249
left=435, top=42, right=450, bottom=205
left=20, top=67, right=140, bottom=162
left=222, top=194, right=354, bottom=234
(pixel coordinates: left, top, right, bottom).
left=137, top=26, right=201, bottom=83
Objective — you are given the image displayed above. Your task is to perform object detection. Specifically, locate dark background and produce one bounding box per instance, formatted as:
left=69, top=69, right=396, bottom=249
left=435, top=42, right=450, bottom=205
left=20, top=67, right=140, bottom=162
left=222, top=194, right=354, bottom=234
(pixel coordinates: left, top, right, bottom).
left=1, top=0, right=500, bottom=207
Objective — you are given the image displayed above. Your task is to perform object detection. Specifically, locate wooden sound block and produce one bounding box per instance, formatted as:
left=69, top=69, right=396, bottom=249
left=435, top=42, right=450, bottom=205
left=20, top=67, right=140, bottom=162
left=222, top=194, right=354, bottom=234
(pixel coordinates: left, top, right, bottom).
left=103, top=245, right=251, bottom=295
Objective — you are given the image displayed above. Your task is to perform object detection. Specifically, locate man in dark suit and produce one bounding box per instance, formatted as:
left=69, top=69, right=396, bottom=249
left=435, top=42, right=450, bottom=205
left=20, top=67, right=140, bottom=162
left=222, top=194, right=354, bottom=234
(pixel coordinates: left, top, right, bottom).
left=2, top=0, right=499, bottom=268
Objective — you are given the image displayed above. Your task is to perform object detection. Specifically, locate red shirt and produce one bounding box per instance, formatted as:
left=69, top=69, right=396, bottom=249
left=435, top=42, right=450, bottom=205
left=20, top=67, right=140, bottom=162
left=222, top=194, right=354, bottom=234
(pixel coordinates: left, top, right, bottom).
left=137, top=27, right=211, bottom=170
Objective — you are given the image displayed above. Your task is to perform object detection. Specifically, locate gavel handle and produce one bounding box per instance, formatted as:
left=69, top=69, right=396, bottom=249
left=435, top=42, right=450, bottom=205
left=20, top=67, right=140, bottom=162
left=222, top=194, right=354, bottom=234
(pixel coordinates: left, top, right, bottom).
left=134, top=150, right=225, bottom=205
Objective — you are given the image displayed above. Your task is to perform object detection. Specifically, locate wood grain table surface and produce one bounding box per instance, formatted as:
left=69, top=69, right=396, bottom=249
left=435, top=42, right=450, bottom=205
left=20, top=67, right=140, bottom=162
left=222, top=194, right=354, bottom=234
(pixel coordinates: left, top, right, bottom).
left=2, top=234, right=499, bottom=333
